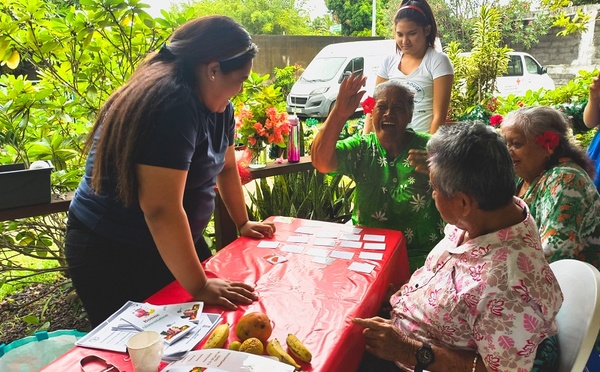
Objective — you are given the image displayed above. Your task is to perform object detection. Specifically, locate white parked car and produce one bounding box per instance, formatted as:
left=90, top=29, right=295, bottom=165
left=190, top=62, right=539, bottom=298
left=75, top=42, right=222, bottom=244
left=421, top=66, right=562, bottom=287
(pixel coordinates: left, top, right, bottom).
left=460, top=51, right=555, bottom=97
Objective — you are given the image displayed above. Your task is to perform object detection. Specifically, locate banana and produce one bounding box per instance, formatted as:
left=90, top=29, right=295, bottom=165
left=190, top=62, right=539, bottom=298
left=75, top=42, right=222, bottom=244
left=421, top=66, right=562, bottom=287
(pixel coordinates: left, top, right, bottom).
left=286, top=333, right=312, bottom=363
left=267, top=338, right=302, bottom=370
left=202, top=323, right=230, bottom=349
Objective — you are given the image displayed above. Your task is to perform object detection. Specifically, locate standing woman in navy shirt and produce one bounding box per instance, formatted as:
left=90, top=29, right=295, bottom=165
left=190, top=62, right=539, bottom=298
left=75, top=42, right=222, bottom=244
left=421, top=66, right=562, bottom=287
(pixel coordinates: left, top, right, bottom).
left=66, top=16, right=275, bottom=327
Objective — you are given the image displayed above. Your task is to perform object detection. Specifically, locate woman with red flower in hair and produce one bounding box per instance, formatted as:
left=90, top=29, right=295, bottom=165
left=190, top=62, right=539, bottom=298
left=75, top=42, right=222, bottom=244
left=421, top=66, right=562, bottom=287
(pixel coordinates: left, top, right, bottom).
left=500, top=106, right=599, bottom=269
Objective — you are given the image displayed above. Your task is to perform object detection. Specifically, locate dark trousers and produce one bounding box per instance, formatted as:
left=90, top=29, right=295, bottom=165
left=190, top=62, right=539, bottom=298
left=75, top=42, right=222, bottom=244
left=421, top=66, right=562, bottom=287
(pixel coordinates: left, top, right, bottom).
left=65, top=214, right=210, bottom=327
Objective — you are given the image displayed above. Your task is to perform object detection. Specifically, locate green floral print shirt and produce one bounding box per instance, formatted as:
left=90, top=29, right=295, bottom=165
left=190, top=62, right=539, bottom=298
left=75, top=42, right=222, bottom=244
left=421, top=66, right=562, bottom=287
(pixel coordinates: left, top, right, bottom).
left=335, top=131, right=444, bottom=271
left=521, top=158, right=600, bottom=269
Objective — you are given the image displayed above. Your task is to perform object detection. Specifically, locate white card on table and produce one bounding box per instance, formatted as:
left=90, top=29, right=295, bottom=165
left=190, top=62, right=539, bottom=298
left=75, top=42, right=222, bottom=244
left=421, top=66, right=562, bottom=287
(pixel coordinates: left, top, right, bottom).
left=273, top=216, right=294, bottom=223
left=312, top=238, right=336, bottom=246
left=281, top=244, right=304, bottom=253
left=315, top=230, right=339, bottom=239
left=363, top=242, right=386, bottom=250
left=301, top=220, right=325, bottom=227
left=339, top=233, right=361, bottom=241
left=287, top=235, right=310, bottom=243
left=359, top=252, right=383, bottom=261
left=257, top=240, right=279, bottom=249
left=305, top=247, right=330, bottom=257
left=311, top=256, right=335, bottom=265
left=339, top=240, right=362, bottom=249
left=295, top=226, right=318, bottom=235
left=348, top=262, right=376, bottom=274
left=341, top=226, right=363, bottom=234
left=363, top=234, right=385, bottom=242
left=330, top=250, right=354, bottom=260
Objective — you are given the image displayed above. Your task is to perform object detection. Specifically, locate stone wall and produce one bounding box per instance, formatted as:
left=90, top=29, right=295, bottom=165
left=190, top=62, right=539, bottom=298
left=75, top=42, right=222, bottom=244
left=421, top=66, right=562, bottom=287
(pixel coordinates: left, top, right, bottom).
left=251, top=4, right=600, bottom=88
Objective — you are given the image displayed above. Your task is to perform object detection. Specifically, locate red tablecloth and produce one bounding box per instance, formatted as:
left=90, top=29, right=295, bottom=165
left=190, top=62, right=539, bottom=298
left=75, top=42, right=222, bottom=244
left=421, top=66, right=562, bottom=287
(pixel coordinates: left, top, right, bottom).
left=41, top=217, right=409, bottom=372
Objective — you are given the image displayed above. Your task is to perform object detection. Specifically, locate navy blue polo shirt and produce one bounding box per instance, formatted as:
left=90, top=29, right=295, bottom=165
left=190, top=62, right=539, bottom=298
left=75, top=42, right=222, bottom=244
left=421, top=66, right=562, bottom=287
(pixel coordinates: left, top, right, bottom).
left=69, top=96, right=235, bottom=249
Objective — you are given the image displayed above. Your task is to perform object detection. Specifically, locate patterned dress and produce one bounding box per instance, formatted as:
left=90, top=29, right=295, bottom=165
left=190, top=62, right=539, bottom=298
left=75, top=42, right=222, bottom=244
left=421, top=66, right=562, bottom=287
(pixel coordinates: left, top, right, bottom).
left=520, top=158, right=600, bottom=269
left=390, top=198, right=563, bottom=372
left=335, top=131, right=444, bottom=272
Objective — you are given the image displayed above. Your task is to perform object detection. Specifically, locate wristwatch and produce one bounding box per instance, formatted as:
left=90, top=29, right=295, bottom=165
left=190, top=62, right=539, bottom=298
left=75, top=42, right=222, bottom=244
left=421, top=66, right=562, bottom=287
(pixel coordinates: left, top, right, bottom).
left=414, top=342, right=434, bottom=372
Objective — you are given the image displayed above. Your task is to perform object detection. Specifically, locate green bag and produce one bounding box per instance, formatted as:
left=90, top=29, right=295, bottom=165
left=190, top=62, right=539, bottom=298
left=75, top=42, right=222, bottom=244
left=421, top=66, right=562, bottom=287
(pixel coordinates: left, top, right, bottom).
left=0, top=329, right=87, bottom=372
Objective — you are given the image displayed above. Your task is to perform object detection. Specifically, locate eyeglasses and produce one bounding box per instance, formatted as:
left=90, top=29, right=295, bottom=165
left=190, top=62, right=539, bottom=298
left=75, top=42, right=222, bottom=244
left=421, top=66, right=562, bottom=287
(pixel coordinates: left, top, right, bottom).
left=80, top=355, right=121, bottom=372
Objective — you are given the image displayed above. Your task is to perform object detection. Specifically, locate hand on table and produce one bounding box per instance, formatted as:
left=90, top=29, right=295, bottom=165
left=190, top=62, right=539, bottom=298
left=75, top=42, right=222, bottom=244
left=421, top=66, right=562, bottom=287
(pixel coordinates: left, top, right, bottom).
left=353, top=316, right=419, bottom=362
left=408, top=149, right=429, bottom=174
left=196, top=278, right=258, bottom=310
left=239, top=221, right=276, bottom=239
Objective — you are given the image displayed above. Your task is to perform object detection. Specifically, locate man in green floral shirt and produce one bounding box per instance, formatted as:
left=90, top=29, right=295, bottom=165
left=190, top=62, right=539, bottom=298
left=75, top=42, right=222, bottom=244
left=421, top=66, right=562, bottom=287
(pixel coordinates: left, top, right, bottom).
left=312, top=74, right=444, bottom=271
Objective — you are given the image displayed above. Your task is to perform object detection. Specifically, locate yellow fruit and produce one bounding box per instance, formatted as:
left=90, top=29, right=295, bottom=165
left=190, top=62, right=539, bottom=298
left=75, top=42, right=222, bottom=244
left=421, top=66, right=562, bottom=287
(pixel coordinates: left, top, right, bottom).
left=5, top=50, right=20, bottom=70
left=235, top=312, right=273, bottom=342
left=266, top=338, right=301, bottom=370
left=238, top=337, right=264, bottom=355
left=229, top=340, right=242, bottom=350
left=202, top=323, right=230, bottom=349
left=286, top=333, right=312, bottom=363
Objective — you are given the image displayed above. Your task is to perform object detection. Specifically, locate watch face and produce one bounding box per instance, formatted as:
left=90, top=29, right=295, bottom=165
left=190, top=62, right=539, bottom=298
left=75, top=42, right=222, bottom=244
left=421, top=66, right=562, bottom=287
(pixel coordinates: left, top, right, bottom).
left=416, top=345, right=434, bottom=365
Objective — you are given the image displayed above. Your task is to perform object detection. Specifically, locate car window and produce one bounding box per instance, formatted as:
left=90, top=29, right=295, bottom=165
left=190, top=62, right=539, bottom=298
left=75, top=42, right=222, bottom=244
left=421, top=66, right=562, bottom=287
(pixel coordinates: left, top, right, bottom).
left=344, top=57, right=364, bottom=73
left=524, top=55, right=542, bottom=74
left=504, top=55, right=523, bottom=77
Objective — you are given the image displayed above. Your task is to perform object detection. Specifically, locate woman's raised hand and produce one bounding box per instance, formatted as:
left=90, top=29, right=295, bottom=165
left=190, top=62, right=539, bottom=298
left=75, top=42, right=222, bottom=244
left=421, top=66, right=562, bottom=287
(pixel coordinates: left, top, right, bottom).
left=331, top=71, right=367, bottom=120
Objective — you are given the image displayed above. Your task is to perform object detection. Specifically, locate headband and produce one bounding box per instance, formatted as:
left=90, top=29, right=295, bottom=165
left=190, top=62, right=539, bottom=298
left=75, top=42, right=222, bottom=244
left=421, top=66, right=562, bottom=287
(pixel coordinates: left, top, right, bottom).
left=399, top=5, right=426, bottom=18
left=221, top=42, right=257, bottom=62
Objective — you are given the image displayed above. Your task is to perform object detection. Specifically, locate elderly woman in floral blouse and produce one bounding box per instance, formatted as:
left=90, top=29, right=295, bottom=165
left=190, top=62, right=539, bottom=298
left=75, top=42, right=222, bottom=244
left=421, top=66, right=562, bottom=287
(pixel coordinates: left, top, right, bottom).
left=354, top=122, right=563, bottom=372
left=312, top=74, right=444, bottom=272
left=500, top=106, right=600, bottom=268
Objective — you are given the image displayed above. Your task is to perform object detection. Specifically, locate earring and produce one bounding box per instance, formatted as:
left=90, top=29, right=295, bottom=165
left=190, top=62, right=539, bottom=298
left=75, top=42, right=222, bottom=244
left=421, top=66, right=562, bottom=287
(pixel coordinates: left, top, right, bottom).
left=211, top=75, right=215, bottom=81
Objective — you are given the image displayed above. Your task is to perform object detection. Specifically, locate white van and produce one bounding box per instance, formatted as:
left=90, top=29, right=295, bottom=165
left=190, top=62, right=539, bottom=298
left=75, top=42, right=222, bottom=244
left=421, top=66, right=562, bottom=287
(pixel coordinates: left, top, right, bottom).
left=459, top=52, right=555, bottom=97
left=286, top=39, right=396, bottom=119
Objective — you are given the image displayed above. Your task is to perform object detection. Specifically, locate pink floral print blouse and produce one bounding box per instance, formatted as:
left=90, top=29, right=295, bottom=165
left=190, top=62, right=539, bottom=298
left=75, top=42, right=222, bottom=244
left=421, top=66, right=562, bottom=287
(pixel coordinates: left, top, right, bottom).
left=390, top=198, right=563, bottom=372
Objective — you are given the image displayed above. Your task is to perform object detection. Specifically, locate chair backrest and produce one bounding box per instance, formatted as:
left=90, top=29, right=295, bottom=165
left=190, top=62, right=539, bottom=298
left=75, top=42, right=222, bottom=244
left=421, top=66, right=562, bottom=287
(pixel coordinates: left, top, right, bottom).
left=550, top=259, right=600, bottom=372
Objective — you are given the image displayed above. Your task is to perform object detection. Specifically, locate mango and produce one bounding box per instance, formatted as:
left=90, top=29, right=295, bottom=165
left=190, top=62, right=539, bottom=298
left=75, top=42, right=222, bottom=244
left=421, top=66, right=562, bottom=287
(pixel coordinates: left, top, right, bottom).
left=235, top=312, right=273, bottom=343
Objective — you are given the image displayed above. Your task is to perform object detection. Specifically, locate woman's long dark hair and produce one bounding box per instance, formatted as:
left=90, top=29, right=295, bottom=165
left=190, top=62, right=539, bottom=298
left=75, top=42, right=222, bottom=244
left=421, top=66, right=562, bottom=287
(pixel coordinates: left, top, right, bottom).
left=87, top=15, right=257, bottom=206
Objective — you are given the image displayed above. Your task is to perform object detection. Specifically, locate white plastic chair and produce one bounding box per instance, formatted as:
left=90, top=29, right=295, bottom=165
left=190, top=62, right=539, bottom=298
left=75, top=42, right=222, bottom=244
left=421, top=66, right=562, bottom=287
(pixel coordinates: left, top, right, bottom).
left=550, top=259, right=600, bottom=372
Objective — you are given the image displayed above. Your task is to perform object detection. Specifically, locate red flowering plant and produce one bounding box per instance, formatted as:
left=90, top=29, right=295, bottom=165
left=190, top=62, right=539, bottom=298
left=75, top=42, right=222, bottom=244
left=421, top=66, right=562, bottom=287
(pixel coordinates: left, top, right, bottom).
left=232, top=72, right=291, bottom=157
left=489, top=114, right=503, bottom=127
left=235, top=105, right=290, bottom=150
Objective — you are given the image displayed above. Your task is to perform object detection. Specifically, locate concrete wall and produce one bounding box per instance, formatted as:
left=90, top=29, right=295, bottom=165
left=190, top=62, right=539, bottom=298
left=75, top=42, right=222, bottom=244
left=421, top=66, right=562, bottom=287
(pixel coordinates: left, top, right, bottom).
left=251, top=4, right=600, bottom=88
left=250, top=35, right=383, bottom=77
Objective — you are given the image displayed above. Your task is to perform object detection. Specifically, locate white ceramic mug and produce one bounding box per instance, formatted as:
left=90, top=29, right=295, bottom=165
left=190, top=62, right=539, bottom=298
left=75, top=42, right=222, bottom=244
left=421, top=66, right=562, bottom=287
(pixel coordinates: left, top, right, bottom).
left=126, top=331, right=164, bottom=372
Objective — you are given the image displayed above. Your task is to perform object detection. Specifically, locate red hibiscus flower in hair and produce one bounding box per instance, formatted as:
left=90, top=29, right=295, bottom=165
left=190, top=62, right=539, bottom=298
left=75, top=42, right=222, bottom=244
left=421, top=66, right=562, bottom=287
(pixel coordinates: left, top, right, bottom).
left=361, top=96, right=376, bottom=114
left=535, top=131, right=559, bottom=151
left=489, top=114, right=503, bottom=127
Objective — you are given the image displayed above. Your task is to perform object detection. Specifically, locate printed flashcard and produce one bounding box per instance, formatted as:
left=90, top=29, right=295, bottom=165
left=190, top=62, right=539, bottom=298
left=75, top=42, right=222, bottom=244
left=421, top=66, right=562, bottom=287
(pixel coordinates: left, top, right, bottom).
left=263, top=254, right=289, bottom=265
left=311, top=256, right=335, bottom=265
left=362, top=234, right=386, bottom=242
left=281, top=244, right=304, bottom=253
left=312, top=238, right=336, bottom=246
left=330, top=250, right=354, bottom=260
left=314, top=230, right=339, bottom=239
left=338, top=233, right=361, bottom=241
left=301, top=220, right=325, bottom=227
left=339, top=240, right=362, bottom=249
left=121, top=303, right=196, bottom=344
left=359, top=252, right=384, bottom=261
left=295, top=226, right=318, bottom=235
left=363, top=242, right=386, bottom=250
left=341, top=226, right=363, bottom=234
left=305, top=247, right=330, bottom=257
left=348, top=262, right=376, bottom=274
left=273, top=216, right=294, bottom=223
left=257, top=240, right=279, bottom=249
left=287, top=235, right=310, bottom=243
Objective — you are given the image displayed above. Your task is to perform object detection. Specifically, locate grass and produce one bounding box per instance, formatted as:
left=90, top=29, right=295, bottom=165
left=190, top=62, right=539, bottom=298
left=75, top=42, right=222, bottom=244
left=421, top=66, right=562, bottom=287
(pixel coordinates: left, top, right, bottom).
left=0, top=254, right=64, bottom=300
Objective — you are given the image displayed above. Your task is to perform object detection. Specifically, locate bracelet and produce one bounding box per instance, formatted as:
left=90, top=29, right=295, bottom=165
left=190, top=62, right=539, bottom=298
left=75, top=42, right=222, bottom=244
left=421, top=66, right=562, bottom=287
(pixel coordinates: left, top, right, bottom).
left=471, top=353, right=478, bottom=372
left=237, top=220, right=249, bottom=230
